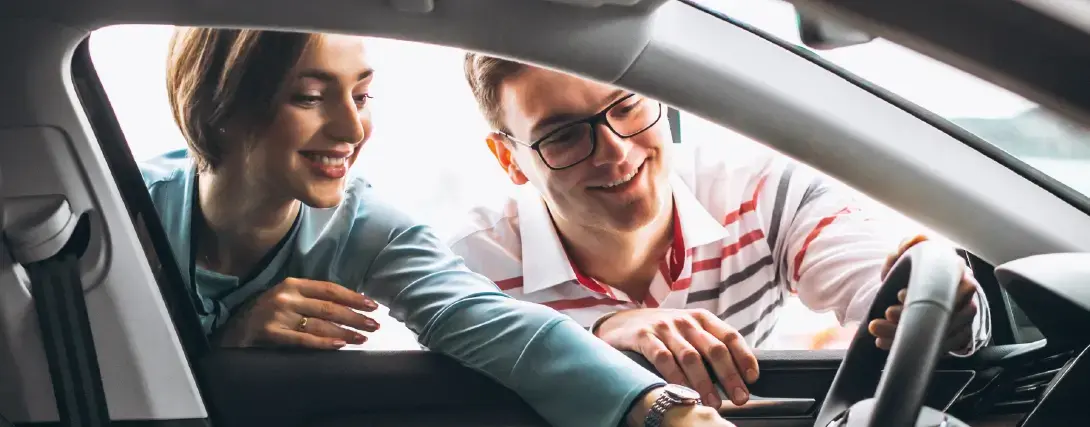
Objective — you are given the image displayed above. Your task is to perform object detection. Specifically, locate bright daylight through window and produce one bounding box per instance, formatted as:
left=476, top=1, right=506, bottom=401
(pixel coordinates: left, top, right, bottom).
left=697, top=0, right=1090, bottom=199
left=92, top=0, right=1050, bottom=351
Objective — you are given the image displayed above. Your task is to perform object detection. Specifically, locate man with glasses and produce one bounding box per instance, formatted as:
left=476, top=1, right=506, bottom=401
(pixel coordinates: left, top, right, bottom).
left=451, top=53, right=992, bottom=412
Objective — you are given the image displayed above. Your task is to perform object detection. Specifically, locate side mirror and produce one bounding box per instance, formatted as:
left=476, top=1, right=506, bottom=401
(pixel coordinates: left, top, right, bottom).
left=796, top=9, right=876, bottom=50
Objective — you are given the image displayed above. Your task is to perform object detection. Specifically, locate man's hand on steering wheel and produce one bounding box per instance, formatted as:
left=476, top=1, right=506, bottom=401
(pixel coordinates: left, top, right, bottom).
left=868, top=235, right=980, bottom=353
left=594, top=308, right=759, bottom=409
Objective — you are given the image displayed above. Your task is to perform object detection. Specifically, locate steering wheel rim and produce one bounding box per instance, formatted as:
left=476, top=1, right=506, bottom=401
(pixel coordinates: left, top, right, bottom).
left=813, top=240, right=964, bottom=427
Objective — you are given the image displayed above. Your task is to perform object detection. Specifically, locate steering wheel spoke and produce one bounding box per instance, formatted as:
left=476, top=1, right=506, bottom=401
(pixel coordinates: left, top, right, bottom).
left=814, top=241, right=967, bottom=427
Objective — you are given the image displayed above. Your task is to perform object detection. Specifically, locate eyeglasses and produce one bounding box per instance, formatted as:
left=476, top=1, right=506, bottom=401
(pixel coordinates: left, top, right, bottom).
left=501, top=93, right=663, bottom=170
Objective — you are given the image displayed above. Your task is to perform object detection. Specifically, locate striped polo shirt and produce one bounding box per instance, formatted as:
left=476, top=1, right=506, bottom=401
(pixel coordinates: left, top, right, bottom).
left=448, top=142, right=990, bottom=353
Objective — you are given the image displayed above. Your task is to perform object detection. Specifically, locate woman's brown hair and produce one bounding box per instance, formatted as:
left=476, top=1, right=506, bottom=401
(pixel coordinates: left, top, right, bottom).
left=166, top=28, right=323, bottom=171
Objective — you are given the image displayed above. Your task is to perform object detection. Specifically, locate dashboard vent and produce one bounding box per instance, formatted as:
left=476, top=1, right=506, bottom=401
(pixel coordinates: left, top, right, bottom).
left=991, top=350, right=1074, bottom=414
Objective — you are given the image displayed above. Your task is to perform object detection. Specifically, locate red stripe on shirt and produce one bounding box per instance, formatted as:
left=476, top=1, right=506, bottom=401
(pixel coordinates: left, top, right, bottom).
left=723, top=174, right=769, bottom=226
left=666, top=203, right=686, bottom=282
left=692, top=229, right=765, bottom=272
left=723, top=229, right=765, bottom=259
left=671, top=276, right=693, bottom=291
left=494, top=276, right=524, bottom=291
left=574, top=271, right=615, bottom=298
left=792, top=207, right=851, bottom=281
left=567, top=250, right=616, bottom=298
left=643, top=292, right=660, bottom=309
left=544, top=296, right=629, bottom=311
left=691, top=257, right=720, bottom=273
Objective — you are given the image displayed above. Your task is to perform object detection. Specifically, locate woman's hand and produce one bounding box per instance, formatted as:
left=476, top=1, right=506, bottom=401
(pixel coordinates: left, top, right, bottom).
left=214, top=277, right=380, bottom=349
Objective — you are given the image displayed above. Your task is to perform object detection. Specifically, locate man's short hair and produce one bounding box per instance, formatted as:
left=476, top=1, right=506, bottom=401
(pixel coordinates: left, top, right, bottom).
left=166, top=28, right=322, bottom=171
left=463, top=53, right=529, bottom=133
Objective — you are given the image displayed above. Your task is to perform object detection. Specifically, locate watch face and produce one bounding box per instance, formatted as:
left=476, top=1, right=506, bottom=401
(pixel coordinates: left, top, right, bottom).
left=664, top=384, right=702, bottom=402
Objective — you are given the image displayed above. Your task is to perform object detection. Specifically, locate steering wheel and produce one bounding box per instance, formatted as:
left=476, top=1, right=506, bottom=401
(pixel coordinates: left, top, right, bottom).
left=812, top=240, right=970, bottom=427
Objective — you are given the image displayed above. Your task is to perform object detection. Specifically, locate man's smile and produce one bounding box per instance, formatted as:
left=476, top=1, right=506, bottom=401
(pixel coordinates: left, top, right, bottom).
left=590, top=162, right=648, bottom=195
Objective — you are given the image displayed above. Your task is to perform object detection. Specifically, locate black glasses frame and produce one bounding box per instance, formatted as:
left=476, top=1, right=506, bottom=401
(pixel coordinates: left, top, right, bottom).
left=502, top=93, right=663, bottom=170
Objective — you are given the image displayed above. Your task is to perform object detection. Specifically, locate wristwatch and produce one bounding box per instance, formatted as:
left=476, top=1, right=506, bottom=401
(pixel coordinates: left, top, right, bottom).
left=644, top=384, right=703, bottom=427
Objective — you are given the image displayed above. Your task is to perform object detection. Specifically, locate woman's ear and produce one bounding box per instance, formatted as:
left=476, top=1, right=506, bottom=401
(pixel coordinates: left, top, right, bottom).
left=486, top=132, right=529, bottom=185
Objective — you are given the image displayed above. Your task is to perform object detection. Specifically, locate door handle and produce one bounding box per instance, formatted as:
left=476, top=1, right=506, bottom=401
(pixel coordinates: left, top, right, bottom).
left=716, top=396, right=817, bottom=417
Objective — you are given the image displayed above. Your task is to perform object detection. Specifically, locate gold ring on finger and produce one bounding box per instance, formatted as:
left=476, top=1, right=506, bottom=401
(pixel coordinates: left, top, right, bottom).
left=296, top=316, right=309, bottom=332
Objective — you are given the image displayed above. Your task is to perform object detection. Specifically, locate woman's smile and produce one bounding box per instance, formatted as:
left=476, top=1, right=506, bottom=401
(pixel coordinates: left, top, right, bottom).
left=300, top=149, right=354, bottom=179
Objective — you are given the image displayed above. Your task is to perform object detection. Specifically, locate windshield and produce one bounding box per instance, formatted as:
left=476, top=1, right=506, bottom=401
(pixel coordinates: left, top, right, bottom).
left=694, top=0, right=1090, bottom=199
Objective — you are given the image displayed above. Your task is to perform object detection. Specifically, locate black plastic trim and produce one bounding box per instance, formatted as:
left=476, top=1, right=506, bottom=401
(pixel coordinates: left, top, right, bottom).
left=676, top=0, right=1090, bottom=218
left=667, top=106, right=682, bottom=143
left=70, top=37, right=210, bottom=359
left=69, top=36, right=214, bottom=424
left=15, top=420, right=211, bottom=427
left=195, top=349, right=548, bottom=427
left=1020, top=344, right=1090, bottom=426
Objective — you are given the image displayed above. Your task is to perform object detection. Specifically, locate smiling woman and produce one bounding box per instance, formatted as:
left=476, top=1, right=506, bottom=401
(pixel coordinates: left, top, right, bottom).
left=154, top=28, right=389, bottom=342
left=89, top=26, right=504, bottom=350
left=167, top=30, right=375, bottom=214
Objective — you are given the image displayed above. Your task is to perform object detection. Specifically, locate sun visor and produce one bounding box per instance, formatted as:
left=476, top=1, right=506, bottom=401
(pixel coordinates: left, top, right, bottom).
left=542, top=0, right=644, bottom=6
left=389, top=0, right=646, bottom=14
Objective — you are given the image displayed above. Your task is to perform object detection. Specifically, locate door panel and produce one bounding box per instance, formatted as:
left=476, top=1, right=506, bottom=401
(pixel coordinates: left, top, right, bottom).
left=312, top=412, right=547, bottom=427
left=197, top=350, right=549, bottom=427
left=193, top=342, right=1064, bottom=427
left=622, top=349, right=975, bottom=420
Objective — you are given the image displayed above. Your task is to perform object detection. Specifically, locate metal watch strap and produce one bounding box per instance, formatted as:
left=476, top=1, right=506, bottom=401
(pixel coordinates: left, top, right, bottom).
left=644, top=393, right=676, bottom=427
left=644, top=385, right=701, bottom=427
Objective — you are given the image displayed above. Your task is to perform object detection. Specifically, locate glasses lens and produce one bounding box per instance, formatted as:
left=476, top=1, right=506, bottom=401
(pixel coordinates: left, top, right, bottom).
left=607, top=96, right=661, bottom=137
left=538, top=123, right=594, bottom=169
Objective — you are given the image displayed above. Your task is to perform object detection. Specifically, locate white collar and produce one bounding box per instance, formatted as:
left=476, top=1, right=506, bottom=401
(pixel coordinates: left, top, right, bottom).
left=516, top=173, right=729, bottom=294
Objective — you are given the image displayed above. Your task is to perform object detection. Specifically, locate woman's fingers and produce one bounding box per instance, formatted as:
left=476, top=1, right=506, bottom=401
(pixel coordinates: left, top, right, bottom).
left=221, top=278, right=378, bottom=349
left=288, top=278, right=379, bottom=312
left=264, top=326, right=350, bottom=350
left=297, top=316, right=368, bottom=344
left=293, top=297, right=380, bottom=333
